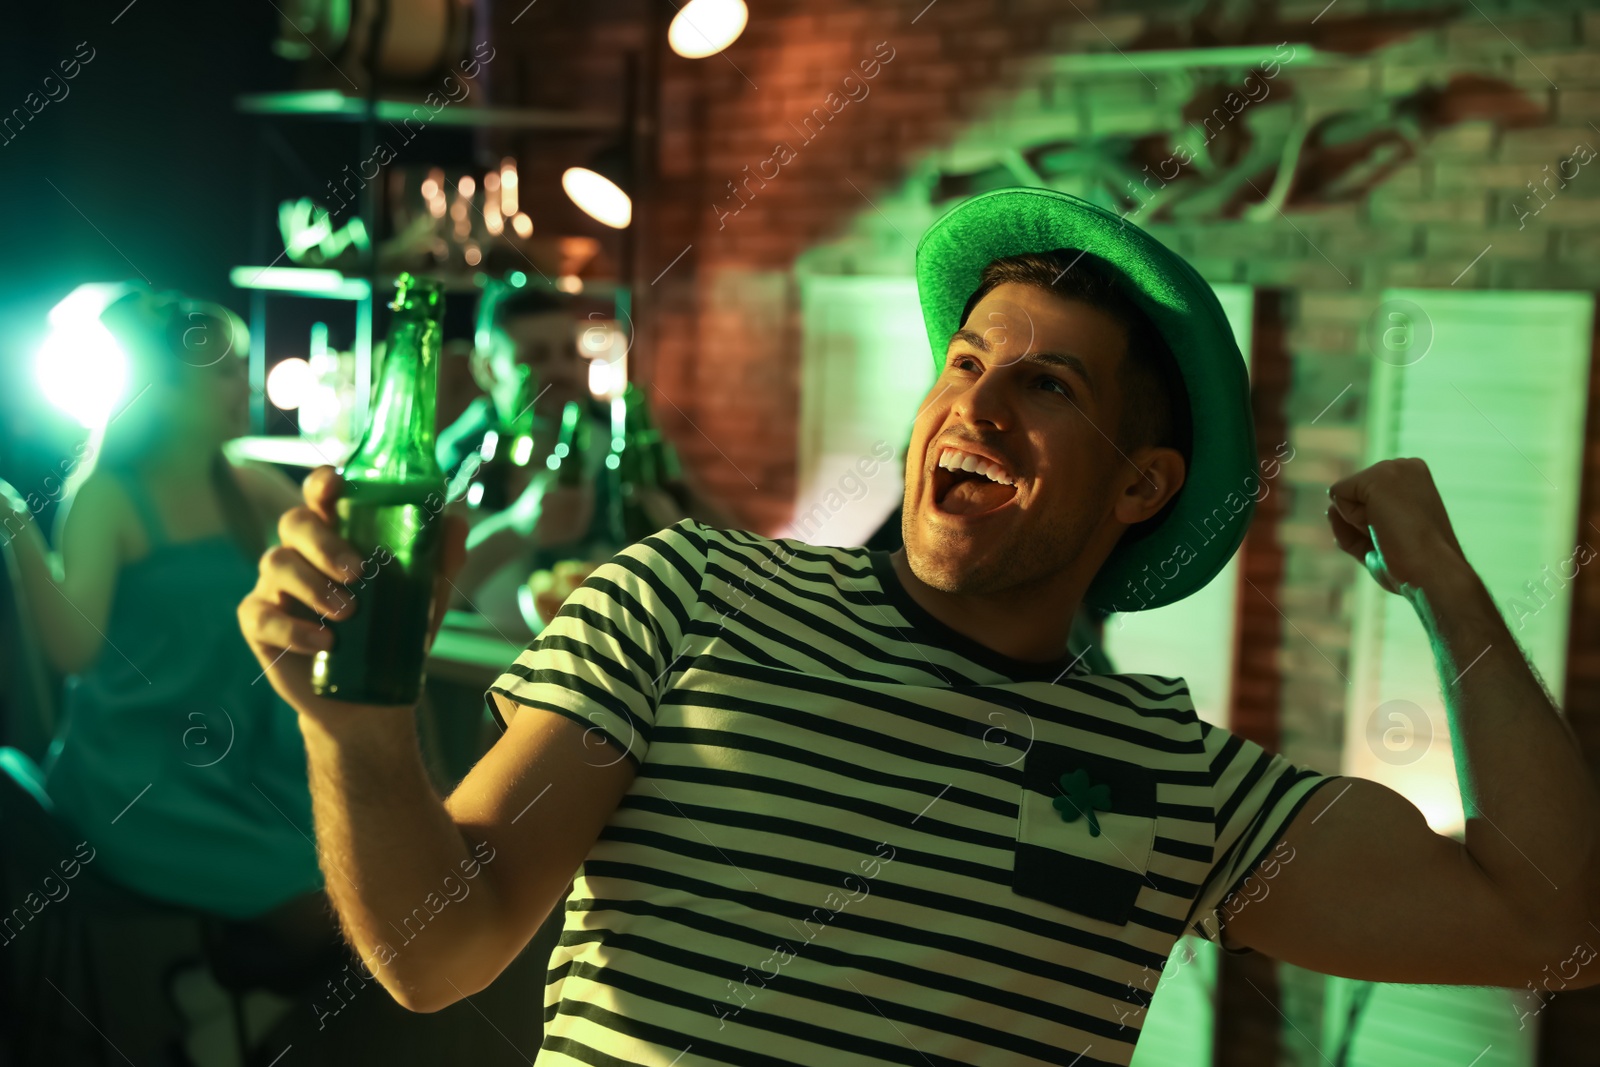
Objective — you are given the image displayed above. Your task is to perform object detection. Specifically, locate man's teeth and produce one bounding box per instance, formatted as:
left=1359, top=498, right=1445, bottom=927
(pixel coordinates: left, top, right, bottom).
left=938, top=448, right=1014, bottom=486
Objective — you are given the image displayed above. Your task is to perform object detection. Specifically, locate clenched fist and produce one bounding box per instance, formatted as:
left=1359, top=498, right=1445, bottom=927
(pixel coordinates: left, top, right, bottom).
left=1326, top=457, right=1469, bottom=600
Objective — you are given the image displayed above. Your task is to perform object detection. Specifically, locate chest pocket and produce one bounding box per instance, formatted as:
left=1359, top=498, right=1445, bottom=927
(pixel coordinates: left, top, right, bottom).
left=1013, top=741, right=1158, bottom=927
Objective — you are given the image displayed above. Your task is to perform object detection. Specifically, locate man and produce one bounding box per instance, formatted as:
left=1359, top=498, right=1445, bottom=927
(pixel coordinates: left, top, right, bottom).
left=439, top=280, right=708, bottom=628
left=240, top=188, right=1599, bottom=1065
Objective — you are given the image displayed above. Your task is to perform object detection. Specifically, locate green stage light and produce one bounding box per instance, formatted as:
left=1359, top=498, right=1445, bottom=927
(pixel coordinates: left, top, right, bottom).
left=34, top=283, right=137, bottom=429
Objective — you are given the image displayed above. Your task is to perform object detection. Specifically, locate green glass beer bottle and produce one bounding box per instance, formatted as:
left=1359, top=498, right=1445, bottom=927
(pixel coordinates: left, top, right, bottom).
left=311, top=273, right=447, bottom=705
left=547, top=399, right=589, bottom=488
left=614, top=387, right=660, bottom=544
left=631, top=382, right=683, bottom=485
left=467, top=369, right=538, bottom=512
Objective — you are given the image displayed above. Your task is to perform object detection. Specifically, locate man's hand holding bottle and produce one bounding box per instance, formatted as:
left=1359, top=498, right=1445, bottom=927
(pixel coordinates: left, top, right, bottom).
left=238, top=465, right=468, bottom=727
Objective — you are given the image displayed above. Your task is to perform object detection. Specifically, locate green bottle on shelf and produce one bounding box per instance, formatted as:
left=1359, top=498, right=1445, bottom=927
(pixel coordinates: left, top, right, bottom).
left=468, top=370, right=539, bottom=511
left=632, top=382, right=683, bottom=485
left=612, top=385, right=663, bottom=545
left=311, top=273, right=447, bottom=706
left=547, top=399, right=590, bottom=489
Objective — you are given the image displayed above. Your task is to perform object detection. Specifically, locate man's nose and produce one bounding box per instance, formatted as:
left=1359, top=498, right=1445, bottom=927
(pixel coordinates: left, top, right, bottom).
left=953, top=368, right=1018, bottom=431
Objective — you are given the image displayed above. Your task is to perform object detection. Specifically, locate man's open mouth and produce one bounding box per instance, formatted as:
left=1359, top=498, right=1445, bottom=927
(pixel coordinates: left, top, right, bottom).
left=932, top=463, right=1020, bottom=518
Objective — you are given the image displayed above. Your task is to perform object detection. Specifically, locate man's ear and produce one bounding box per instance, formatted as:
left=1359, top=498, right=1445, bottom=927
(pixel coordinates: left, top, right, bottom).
left=1114, top=446, right=1186, bottom=527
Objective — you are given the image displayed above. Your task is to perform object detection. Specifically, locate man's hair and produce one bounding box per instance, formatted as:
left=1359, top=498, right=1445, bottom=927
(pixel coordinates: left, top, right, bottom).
left=958, top=248, right=1193, bottom=543
left=474, top=280, right=576, bottom=349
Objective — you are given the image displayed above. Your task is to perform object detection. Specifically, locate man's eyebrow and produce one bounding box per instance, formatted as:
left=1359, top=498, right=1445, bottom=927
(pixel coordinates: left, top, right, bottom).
left=946, top=328, right=1098, bottom=398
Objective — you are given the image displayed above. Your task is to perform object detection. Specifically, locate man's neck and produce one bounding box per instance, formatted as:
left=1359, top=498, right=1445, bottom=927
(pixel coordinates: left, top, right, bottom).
left=886, top=547, right=1083, bottom=665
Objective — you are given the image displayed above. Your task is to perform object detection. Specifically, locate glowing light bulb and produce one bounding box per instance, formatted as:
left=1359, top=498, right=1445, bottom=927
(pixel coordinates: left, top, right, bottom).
left=34, top=283, right=138, bottom=429
left=500, top=158, right=519, bottom=217
left=266, top=357, right=314, bottom=411
left=669, top=0, right=748, bottom=58
left=562, top=167, right=631, bottom=228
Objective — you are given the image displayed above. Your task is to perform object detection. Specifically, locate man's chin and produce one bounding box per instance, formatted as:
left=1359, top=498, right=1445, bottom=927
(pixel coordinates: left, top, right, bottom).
left=905, top=526, right=1007, bottom=593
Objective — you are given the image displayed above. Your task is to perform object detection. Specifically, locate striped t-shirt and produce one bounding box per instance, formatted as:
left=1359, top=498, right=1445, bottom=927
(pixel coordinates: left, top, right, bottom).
left=487, top=520, right=1340, bottom=1067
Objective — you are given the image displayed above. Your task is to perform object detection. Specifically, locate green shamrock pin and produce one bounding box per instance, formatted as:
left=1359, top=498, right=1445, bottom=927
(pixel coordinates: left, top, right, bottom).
left=1053, top=769, right=1113, bottom=837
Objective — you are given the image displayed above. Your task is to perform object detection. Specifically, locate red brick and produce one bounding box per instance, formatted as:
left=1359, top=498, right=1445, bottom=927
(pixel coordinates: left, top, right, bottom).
left=1046, top=12, right=1146, bottom=50
left=1374, top=29, right=1448, bottom=64
left=817, top=8, right=874, bottom=33
left=1185, top=257, right=1245, bottom=285
left=1428, top=120, right=1498, bottom=158
left=1288, top=63, right=1379, bottom=96
left=1494, top=259, right=1600, bottom=289
left=1314, top=225, right=1422, bottom=258
left=989, top=111, right=1084, bottom=145
left=1424, top=224, right=1551, bottom=261
left=963, top=27, right=1015, bottom=54
left=1289, top=319, right=1362, bottom=354
left=1558, top=226, right=1600, bottom=261
left=1377, top=258, right=1487, bottom=288
left=1299, top=89, right=1386, bottom=126
left=1137, top=223, right=1185, bottom=253
left=1007, top=0, right=1088, bottom=14
left=1510, top=194, right=1600, bottom=225
left=1276, top=0, right=1340, bottom=18
left=1373, top=161, right=1429, bottom=197
left=1190, top=222, right=1302, bottom=258
left=1297, top=292, right=1376, bottom=324
left=1367, top=192, right=1490, bottom=224
left=1443, top=16, right=1580, bottom=57
left=1498, top=126, right=1596, bottom=162
left=1245, top=258, right=1359, bottom=290
left=1086, top=102, right=1171, bottom=137
left=1433, top=159, right=1551, bottom=192
left=1516, top=52, right=1600, bottom=89
left=1556, top=90, right=1600, bottom=121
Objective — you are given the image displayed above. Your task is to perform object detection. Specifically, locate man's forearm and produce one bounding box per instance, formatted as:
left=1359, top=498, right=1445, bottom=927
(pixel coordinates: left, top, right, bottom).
left=298, top=710, right=511, bottom=1011
left=1416, top=560, right=1600, bottom=929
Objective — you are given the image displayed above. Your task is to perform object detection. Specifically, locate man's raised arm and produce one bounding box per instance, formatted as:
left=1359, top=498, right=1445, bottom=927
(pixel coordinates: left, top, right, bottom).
left=1220, top=458, right=1600, bottom=985
left=239, top=466, right=637, bottom=1012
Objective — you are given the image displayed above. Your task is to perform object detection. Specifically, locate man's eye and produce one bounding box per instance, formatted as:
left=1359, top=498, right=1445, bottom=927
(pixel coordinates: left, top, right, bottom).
left=1038, top=376, right=1072, bottom=397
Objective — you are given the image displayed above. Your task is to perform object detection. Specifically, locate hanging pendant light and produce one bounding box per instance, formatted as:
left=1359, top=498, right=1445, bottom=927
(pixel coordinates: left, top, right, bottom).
left=562, top=142, right=632, bottom=229
left=668, top=0, right=748, bottom=58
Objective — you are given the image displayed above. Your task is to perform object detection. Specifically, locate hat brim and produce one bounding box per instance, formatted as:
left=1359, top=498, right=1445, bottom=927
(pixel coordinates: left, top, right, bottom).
left=913, top=187, right=1257, bottom=613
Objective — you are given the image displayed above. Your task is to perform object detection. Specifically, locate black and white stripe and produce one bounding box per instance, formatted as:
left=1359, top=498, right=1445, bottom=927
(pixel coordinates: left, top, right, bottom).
left=488, top=520, right=1339, bottom=1067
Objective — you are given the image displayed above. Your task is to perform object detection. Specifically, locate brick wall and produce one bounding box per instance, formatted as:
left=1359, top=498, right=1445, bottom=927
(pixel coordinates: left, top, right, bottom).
left=1539, top=308, right=1600, bottom=1066
left=491, top=0, right=1600, bottom=1062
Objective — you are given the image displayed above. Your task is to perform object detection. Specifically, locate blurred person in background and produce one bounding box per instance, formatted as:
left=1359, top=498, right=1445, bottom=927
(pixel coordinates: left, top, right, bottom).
left=0, top=289, right=341, bottom=976
left=437, top=280, right=728, bottom=630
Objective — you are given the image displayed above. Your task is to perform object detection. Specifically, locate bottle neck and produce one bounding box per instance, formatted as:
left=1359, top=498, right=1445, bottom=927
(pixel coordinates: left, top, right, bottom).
left=553, top=401, right=588, bottom=487
left=347, top=315, right=442, bottom=484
